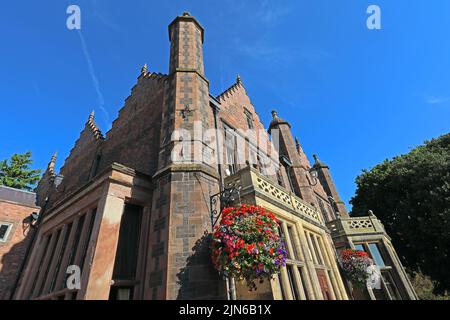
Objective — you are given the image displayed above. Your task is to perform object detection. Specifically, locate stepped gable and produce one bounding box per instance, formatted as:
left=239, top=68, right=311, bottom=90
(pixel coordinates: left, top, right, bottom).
left=95, top=64, right=167, bottom=177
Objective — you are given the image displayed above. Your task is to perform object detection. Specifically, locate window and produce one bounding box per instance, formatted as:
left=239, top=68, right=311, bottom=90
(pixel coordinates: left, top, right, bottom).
left=49, top=222, right=73, bottom=292
left=381, top=270, right=401, bottom=300
left=298, top=267, right=310, bottom=300
left=224, top=126, right=237, bottom=175
left=286, top=265, right=299, bottom=300
left=37, top=228, right=61, bottom=296
left=354, top=243, right=386, bottom=267
left=287, top=226, right=299, bottom=260
left=309, top=234, right=323, bottom=265
left=249, top=148, right=258, bottom=170
left=244, top=108, right=254, bottom=129
left=353, top=242, right=402, bottom=300
left=0, top=222, right=13, bottom=242
left=89, top=154, right=102, bottom=179
left=28, top=234, right=51, bottom=298
left=368, top=243, right=386, bottom=267
left=277, top=222, right=315, bottom=300
left=113, top=204, right=143, bottom=280
left=79, top=209, right=97, bottom=273
left=110, top=204, right=143, bottom=300
left=61, top=213, right=86, bottom=291
left=225, top=145, right=236, bottom=174
left=276, top=169, right=285, bottom=187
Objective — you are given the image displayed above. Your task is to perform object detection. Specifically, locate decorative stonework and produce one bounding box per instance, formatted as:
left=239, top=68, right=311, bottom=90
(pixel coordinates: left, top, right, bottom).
left=87, top=111, right=104, bottom=140
left=216, top=75, right=246, bottom=102
left=225, top=166, right=323, bottom=225
left=347, top=218, right=374, bottom=230
left=47, top=152, right=57, bottom=179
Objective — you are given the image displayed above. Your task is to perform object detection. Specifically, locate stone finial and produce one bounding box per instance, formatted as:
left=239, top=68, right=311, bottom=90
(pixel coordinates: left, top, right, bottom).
left=50, top=151, right=57, bottom=164
left=182, top=11, right=191, bottom=16
left=368, top=210, right=375, bottom=217
left=87, top=110, right=103, bottom=140
left=271, top=110, right=278, bottom=119
left=47, top=151, right=57, bottom=178
left=141, top=63, right=148, bottom=75
left=313, top=154, right=328, bottom=169
left=236, top=74, right=242, bottom=84
left=295, top=137, right=301, bottom=151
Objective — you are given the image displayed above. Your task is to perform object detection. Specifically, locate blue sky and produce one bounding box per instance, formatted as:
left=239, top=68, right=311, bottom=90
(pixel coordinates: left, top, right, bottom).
left=1, top=1, right=449, bottom=211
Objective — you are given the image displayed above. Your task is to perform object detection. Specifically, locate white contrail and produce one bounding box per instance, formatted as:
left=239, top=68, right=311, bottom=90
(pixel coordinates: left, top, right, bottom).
left=77, top=29, right=110, bottom=129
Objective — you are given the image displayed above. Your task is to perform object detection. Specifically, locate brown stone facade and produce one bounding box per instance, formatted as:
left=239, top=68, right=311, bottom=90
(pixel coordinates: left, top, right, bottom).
left=7, top=12, right=416, bottom=300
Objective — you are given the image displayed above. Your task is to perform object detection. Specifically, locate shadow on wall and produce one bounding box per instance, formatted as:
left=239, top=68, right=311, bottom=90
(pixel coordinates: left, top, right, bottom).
left=176, top=232, right=226, bottom=300
left=0, top=217, right=36, bottom=300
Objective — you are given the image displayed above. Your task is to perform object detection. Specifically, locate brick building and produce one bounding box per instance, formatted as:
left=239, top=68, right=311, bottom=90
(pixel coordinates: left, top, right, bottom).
left=10, top=12, right=416, bottom=300
left=0, top=186, right=39, bottom=299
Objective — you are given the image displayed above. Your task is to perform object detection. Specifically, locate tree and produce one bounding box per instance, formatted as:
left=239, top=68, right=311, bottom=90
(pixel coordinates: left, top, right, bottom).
left=350, top=133, right=450, bottom=294
left=409, top=271, right=449, bottom=300
left=0, top=151, right=42, bottom=191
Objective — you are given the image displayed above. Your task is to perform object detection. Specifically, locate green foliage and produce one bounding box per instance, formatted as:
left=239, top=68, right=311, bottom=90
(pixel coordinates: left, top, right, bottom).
left=350, top=133, right=450, bottom=293
left=0, top=151, right=42, bottom=191
left=409, top=271, right=450, bottom=300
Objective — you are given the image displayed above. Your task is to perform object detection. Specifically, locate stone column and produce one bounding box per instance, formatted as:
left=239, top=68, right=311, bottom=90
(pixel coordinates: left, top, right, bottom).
left=381, top=238, right=417, bottom=299
left=81, top=183, right=125, bottom=300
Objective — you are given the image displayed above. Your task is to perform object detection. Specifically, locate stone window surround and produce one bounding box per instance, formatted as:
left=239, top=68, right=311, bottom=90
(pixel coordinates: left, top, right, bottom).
left=0, top=221, right=14, bottom=242
left=14, top=163, right=153, bottom=300
left=267, top=213, right=347, bottom=300
left=352, top=240, right=403, bottom=300
left=220, top=119, right=279, bottom=174
left=243, top=107, right=254, bottom=130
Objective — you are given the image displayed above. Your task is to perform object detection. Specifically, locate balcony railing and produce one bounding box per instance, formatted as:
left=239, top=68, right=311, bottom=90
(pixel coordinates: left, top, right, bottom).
left=224, top=166, right=323, bottom=226
left=327, top=215, right=386, bottom=236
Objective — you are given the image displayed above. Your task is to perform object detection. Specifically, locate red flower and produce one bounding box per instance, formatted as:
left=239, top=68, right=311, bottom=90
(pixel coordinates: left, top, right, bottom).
left=210, top=205, right=286, bottom=290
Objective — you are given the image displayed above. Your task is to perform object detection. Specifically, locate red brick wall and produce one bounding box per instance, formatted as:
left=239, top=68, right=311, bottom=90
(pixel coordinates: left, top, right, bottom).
left=98, top=73, right=165, bottom=177
left=0, top=201, right=37, bottom=300
left=217, top=81, right=279, bottom=182
left=47, top=72, right=165, bottom=207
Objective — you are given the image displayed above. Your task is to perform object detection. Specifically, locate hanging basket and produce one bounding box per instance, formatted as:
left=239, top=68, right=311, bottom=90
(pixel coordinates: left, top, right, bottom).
left=211, top=205, right=287, bottom=291
left=339, top=249, right=375, bottom=289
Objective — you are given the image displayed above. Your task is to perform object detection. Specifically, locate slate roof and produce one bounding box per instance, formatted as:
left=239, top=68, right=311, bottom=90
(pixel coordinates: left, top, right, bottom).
left=0, top=185, right=37, bottom=207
